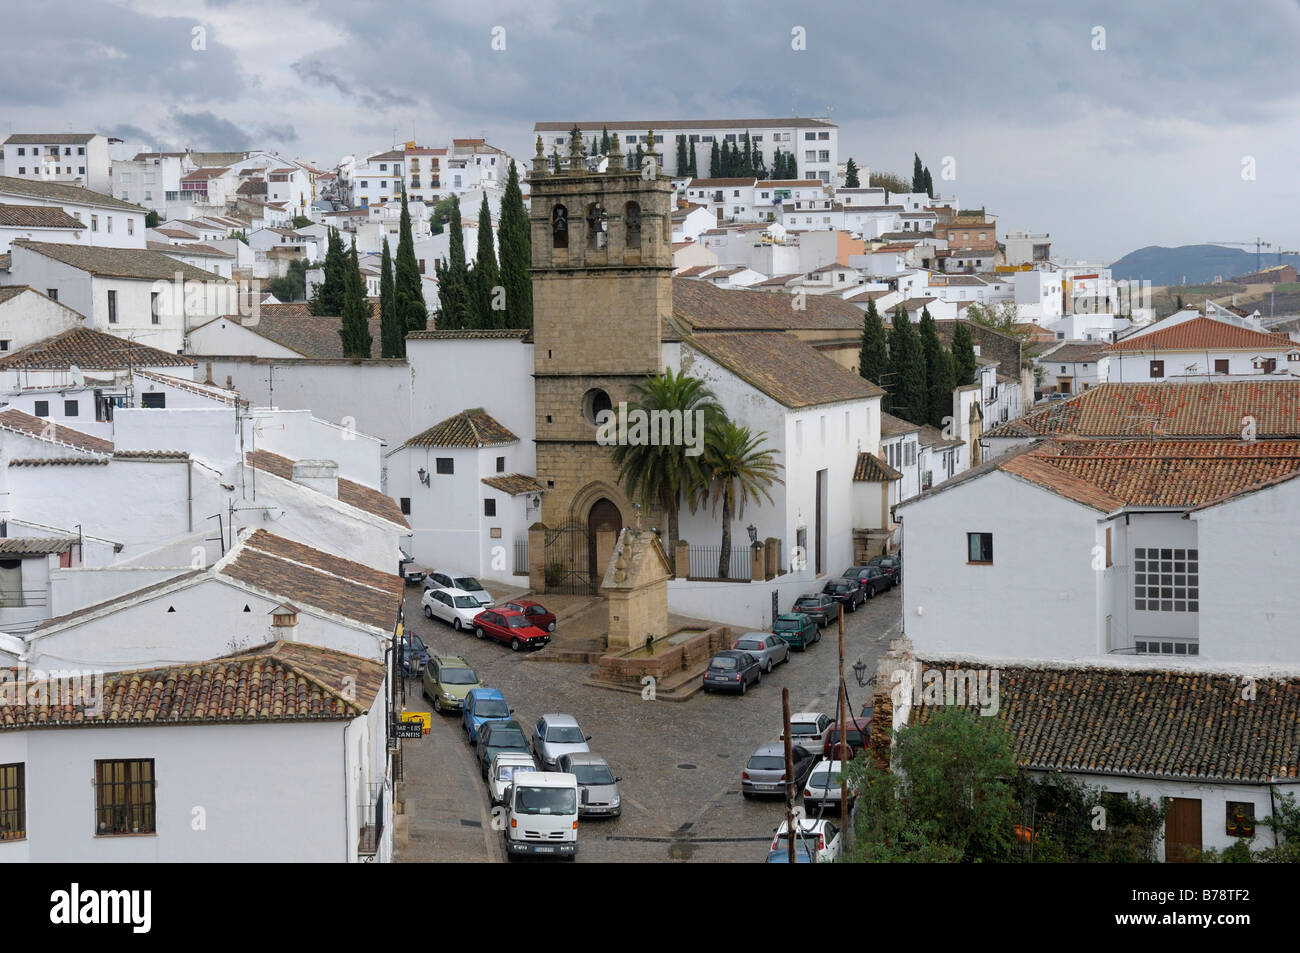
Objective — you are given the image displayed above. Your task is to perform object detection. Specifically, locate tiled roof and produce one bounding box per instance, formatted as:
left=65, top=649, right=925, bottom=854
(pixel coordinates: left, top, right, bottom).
left=0, top=327, right=195, bottom=370
left=983, top=381, right=1300, bottom=439
left=917, top=424, right=962, bottom=449
left=0, top=408, right=114, bottom=454
left=0, top=175, right=144, bottom=212
left=219, top=530, right=403, bottom=633
left=11, top=240, right=227, bottom=283
left=133, top=370, right=243, bottom=406
left=1106, top=318, right=1294, bottom=352
left=150, top=241, right=232, bottom=258
left=0, top=537, right=75, bottom=555
left=4, top=133, right=97, bottom=144
left=1042, top=341, right=1106, bottom=363
left=853, top=452, right=901, bottom=482
left=244, top=450, right=408, bottom=528
left=404, top=408, right=518, bottom=448
left=688, top=332, right=883, bottom=409
left=0, top=642, right=383, bottom=730
left=675, top=265, right=713, bottom=278
left=203, top=303, right=385, bottom=359
left=685, top=178, right=757, bottom=188
left=914, top=658, right=1300, bottom=783
left=407, top=329, right=529, bottom=341
left=0, top=204, right=84, bottom=228
left=481, top=473, right=545, bottom=495
left=673, top=277, right=865, bottom=332
left=881, top=412, right=922, bottom=436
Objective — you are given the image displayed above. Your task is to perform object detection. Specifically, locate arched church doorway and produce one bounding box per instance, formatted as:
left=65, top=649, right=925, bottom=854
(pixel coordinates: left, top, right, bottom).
left=587, top=498, right=624, bottom=584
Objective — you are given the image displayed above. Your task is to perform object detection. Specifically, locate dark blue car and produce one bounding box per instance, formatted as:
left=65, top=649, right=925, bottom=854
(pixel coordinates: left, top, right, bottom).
left=461, top=687, right=513, bottom=744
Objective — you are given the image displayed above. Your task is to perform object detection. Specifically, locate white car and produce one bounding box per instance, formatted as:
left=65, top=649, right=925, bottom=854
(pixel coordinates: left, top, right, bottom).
left=772, top=817, right=843, bottom=863
left=424, top=570, right=493, bottom=607
left=489, top=752, right=538, bottom=805
left=803, top=759, right=851, bottom=812
left=422, top=587, right=484, bottom=631
left=781, top=711, right=833, bottom=752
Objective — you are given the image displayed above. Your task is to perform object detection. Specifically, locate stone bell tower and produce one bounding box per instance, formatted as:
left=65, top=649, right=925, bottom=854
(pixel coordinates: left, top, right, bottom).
left=529, top=130, right=675, bottom=540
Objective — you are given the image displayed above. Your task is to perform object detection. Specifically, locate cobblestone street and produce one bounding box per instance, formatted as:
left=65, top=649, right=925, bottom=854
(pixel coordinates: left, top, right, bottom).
left=397, top=581, right=902, bottom=863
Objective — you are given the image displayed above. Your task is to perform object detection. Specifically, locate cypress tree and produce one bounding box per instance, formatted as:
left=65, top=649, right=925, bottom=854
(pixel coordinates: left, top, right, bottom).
left=601, top=127, right=611, bottom=155
left=394, top=188, right=426, bottom=340
left=498, top=159, right=532, bottom=329
left=918, top=307, right=951, bottom=427
left=688, top=139, right=698, bottom=177
left=590, top=135, right=598, bottom=156
left=858, top=298, right=888, bottom=386
left=311, top=228, right=346, bottom=315
left=912, top=153, right=925, bottom=193
left=469, top=193, right=500, bottom=328
left=339, top=238, right=372, bottom=358
left=435, top=198, right=471, bottom=329
left=754, top=149, right=767, bottom=180
left=730, top=141, right=741, bottom=176
left=952, top=320, right=978, bottom=386
left=923, top=166, right=934, bottom=198
left=379, top=237, right=402, bottom=358
left=887, top=305, right=927, bottom=423
left=741, top=132, right=753, bottom=177
left=845, top=158, right=860, bottom=188
left=634, top=143, right=644, bottom=171
left=676, top=135, right=688, bottom=174
left=709, top=140, right=721, bottom=178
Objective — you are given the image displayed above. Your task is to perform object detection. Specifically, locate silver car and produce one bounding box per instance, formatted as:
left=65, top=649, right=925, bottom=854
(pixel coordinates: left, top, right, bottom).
left=559, top=752, right=622, bottom=817
left=531, top=713, right=591, bottom=770
left=742, top=742, right=817, bottom=798
left=732, top=632, right=790, bottom=673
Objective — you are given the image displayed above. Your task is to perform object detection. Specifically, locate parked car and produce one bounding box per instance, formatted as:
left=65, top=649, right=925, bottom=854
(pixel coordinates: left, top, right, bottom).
left=532, top=714, right=592, bottom=770
left=422, top=587, right=484, bottom=631
left=772, top=817, right=843, bottom=863
left=421, top=655, right=481, bottom=714
left=504, top=599, right=557, bottom=633
left=473, top=607, right=551, bottom=651
left=792, top=593, right=836, bottom=628
left=559, top=753, right=622, bottom=817
left=866, top=554, right=902, bottom=588
left=781, top=711, right=834, bottom=752
left=822, top=579, right=865, bottom=613
left=732, top=632, right=790, bottom=673
left=476, top=720, right=531, bottom=777
left=399, top=630, right=430, bottom=676
left=842, top=565, right=889, bottom=598
left=824, top=716, right=872, bottom=761
left=764, top=843, right=816, bottom=863
left=772, top=613, right=820, bottom=651
left=702, top=650, right=762, bottom=694
left=462, top=687, right=514, bottom=743
left=488, top=752, right=538, bottom=805
left=424, top=570, right=493, bottom=607
left=803, top=759, right=852, bottom=812
left=742, top=742, right=816, bottom=798
left=402, top=567, right=426, bottom=587
left=502, top=771, right=579, bottom=861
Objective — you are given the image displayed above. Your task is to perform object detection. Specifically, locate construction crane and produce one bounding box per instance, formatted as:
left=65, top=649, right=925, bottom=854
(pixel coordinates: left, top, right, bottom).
left=1207, top=238, right=1271, bottom=273
left=1276, top=248, right=1299, bottom=267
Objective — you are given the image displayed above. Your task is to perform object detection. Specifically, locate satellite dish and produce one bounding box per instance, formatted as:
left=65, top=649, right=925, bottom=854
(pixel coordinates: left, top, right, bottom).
left=69, top=365, right=84, bottom=388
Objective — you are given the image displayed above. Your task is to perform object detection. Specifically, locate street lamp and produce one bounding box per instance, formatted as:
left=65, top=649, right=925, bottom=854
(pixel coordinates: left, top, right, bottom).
left=746, top=523, right=758, bottom=547
left=852, top=659, right=872, bottom=687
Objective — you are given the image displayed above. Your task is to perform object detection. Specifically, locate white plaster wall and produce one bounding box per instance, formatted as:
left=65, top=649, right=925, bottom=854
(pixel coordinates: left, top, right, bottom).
left=187, top=318, right=304, bottom=358
left=0, top=290, right=85, bottom=351
left=666, top=568, right=821, bottom=631
left=113, top=408, right=236, bottom=463
left=49, top=567, right=190, bottom=617
left=407, top=338, right=534, bottom=456
left=244, top=408, right=384, bottom=487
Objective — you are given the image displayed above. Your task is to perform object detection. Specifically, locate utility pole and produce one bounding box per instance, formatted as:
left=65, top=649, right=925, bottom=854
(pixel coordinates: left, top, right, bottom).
left=781, top=687, right=796, bottom=864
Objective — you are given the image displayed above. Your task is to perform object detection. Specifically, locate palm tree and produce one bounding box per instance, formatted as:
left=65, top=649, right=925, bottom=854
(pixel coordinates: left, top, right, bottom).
left=610, top=368, right=724, bottom=553
left=698, top=421, right=783, bottom=578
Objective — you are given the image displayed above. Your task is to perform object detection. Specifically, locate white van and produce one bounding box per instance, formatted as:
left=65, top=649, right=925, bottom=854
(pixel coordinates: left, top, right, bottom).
left=503, top=771, right=579, bottom=860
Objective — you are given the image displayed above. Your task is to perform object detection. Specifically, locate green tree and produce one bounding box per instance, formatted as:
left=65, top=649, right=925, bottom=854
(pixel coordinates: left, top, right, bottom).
left=498, top=159, right=533, bottom=329
left=145, top=209, right=161, bottom=229
left=394, top=188, right=426, bottom=340
left=309, top=228, right=347, bottom=315
left=1010, top=773, right=1164, bottom=863
left=434, top=198, right=471, bottom=329
left=429, top=195, right=457, bottom=235
left=844, top=157, right=860, bottom=189
left=610, top=369, right=725, bottom=554
left=469, top=193, right=500, bottom=328
left=697, top=420, right=783, bottom=578
left=912, top=152, right=925, bottom=193
left=268, top=257, right=309, bottom=302
left=754, top=149, right=767, bottom=180
left=709, top=140, right=721, bottom=178
left=858, top=298, right=888, bottom=385
left=379, top=237, right=403, bottom=358
left=952, top=320, right=978, bottom=386
left=688, top=139, right=698, bottom=177
left=600, top=126, right=611, bottom=155
left=676, top=135, right=688, bottom=174
left=922, top=166, right=934, bottom=198
left=741, top=132, right=754, bottom=177
left=339, top=238, right=372, bottom=358
left=290, top=214, right=313, bottom=229
left=919, top=307, right=954, bottom=427
left=887, top=305, right=927, bottom=423
left=870, top=170, right=910, bottom=195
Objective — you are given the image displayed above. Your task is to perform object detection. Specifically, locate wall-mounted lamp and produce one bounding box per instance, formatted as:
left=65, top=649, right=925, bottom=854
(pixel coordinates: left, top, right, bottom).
left=852, top=659, right=875, bottom=688
left=747, top=523, right=758, bottom=547
left=417, top=467, right=430, bottom=487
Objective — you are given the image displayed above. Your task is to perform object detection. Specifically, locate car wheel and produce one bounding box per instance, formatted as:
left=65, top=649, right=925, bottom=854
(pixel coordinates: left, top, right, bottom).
left=765, top=659, right=773, bottom=674
left=740, top=678, right=748, bottom=695
left=453, top=618, right=463, bottom=631
left=511, top=637, right=521, bottom=652
left=433, top=696, right=442, bottom=714
left=547, top=621, right=556, bottom=633
left=423, top=605, right=432, bottom=619
left=742, top=791, right=752, bottom=800
left=421, top=683, right=429, bottom=701
left=756, top=669, right=762, bottom=685
left=475, top=626, right=485, bottom=640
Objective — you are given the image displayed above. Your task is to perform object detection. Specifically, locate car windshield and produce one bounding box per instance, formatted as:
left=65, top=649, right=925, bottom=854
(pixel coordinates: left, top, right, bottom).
left=842, top=568, right=862, bottom=577
left=774, top=621, right=799, bottom=632
left=489, top=729, right=526, bottom=747
left=572, top=763, right=616, bottom=785
left=455, top=577, right=484, bottom=592
left=514, top=786, right=577, bottom=816
left=454, top=596, right=480, bottom=608
left=828, top=730, right=864, bottom=745
left=795, top=598, right=819, bottom=608
left=440, top=667, right=478, bottom=685
left=790, top=723, right=818, bottom=736
left=809, top=770, right=842, bottom=789
left=475, top=700, right=509, bottom=718
left=497, top=764, right=535, bottom=782
left=736, top=639, right=763, bottom=651
left=546, top=725, right=586, bottom=743
left=507, top=616, right=533, bottom=628
left=747, top=755, right=785, bottom=771
left=774, top=832, right=820, bottom=850
left=711, top=657, right=738, bottom=670
left=406, top=634, right=425, bottom=652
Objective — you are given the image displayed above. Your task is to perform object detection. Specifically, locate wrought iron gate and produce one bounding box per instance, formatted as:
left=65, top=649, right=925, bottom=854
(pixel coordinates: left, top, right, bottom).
left=542, top=521, right=596, bottom=595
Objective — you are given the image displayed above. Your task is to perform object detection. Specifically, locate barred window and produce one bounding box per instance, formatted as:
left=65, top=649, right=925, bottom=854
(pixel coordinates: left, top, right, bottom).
left=95, top=759, right=156, bottom=835
left=1133, top=547, right=1198, bottom=612
left=0, top=763, right=24, bottom=840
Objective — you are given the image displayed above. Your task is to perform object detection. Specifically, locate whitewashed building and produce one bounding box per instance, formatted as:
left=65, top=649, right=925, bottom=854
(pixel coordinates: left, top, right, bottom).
left=0, top=177, right=146, bottom=250
left=1, top=134, right=112, bottom=195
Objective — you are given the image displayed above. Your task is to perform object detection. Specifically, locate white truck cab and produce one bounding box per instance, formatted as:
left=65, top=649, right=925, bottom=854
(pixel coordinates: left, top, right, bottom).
left=503, top=771, right=579, bottom=860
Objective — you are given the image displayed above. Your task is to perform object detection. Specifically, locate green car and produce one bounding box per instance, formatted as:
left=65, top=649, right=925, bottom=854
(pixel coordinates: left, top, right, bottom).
left=421, top=655, right=482, bottom=713
left=772, top=613, right=821, bottom=651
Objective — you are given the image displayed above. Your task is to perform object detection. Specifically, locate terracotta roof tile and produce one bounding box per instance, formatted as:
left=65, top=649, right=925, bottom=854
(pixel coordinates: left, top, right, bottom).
left=0, top=408, right=114, bottom=454
left=0, top=537, right=75, bottom=555
left=0, top=204, right=84, bottom=228
left=689, top=332, right=883, bottom=409
left=881, top=412, right=922, bottom=436
left=1106, top=317, right=1295, bottom=352
left=244, top=450, right=408, bottom=528
left=404, top=408, right=517, bottom=448
left=673, top=277, right=865, bottom=331
left=11, top=240, right=227, bottom=283
left=0, top=175, right=144, bottom=212
left=0, top=327, right=194, bottom=370
left=853, top=452, right=901, bottom=482
left=203, top=303, right=387, bottom=358
left=481, top=473, right=545, bottom=495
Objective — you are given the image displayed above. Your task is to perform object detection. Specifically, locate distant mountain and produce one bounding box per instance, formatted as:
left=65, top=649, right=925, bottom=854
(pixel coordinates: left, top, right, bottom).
left=1109, top=245, right=1300, bottom=287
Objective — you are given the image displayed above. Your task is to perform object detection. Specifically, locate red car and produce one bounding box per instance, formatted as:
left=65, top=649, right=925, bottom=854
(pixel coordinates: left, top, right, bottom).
left=472, top=607, right=551, bottom=652
left=504, top=599, right=556, bottom=633
left=824, top=716, right=872, bottom=760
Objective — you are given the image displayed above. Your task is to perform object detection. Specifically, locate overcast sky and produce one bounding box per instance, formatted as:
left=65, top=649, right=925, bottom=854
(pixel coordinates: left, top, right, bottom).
left=4, top=0, right=1298, bottom=262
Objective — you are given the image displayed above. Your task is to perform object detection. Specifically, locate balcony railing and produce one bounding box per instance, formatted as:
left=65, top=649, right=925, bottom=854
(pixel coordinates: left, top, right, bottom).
left=357, top=781, right=385, bottom=856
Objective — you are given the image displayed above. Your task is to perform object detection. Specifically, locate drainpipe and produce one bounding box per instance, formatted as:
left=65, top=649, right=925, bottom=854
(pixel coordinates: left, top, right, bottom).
left=343, top=723, right=351, bottom=863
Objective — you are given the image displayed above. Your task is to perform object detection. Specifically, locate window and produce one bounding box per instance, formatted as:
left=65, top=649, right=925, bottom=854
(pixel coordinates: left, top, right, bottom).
left=819, top=150, right=830, bottom=162
left=1226, top=802, right=1256, bottom=838
left=78, top=167, right=85, bottom=175
left=0, top=341, right=8, bottom=352
left=967, top=532, right=993, bottom=564
left=15, top=148, right=22, bottom=156
left=496, top=456, right=505, bottom=473
left=64, top=400, right=78, bottom=417
left=120, top=172, right=132, bottom=183
left=0, top=763, right=23, bottom=841
left=484, top=498, right=497, bottom=517
left=151, top=291, right=161, bottom=325
left=95, top=759, right=156, bottom=835
left=46, top=288, right=57, bottom=301
left=1133, top=547, right=1198, bottom=612
left=107, top=290, right=117, bottom=323
left=624, top=201, right=641, bottom=250
left=818, top=131, right=830, bottom=140
left=34, top=400, right=49, bottom=417
left=16, top=168, right=24, bottom=175
left=1104, top=527, right=1112, bottom=567
left=1149, top=360, right=1164, bottom=378
left=1134, top=640, right=1198, bottom=656
left=805, top=132, right=816, bottom=141
left=400, top=497, right=411, bottom=515
left=91, top=214, right=98, bottom=232
left=435, top=457, right=454, bottom=475
left=107, top=216, right=112, bottom=233
left=805, top=151, right=816, bottom=162
left=78, top=147, right=85, bottom=156
left=140, top=392, right=165, bottom=408
left=551, top=204, right=568, bottom=249
left=127, top=219, right=134, bottom=236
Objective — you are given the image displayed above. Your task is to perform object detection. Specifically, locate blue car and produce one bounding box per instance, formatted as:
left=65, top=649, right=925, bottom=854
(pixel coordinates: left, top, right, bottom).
left=461, top=687, right=513, bottom=744
left=764, top=844, right=816, bottom=863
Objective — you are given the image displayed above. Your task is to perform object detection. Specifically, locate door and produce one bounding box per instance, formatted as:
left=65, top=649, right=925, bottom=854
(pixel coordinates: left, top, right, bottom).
left=815, top=469, right=827, bottom=576
left=1164, top=797, right=1202, bottom=862
left=587, top=499, right=622, bottom=585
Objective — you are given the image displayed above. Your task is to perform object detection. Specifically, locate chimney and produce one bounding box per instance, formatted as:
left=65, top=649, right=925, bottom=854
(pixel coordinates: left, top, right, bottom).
left=291, top=459, right=339, bottom=499
left=269, top=603, right=299, bottom=641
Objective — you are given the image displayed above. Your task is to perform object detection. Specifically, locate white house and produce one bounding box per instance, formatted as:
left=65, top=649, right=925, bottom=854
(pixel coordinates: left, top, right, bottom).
left=0, top=286, right=87, bottom=354
left=110, top=151, right=196, bottom=217
left=1, top=134, right=112, bottom=195
left=1035, top=340, right=1109, bottom=393
left=0, top=176, right=146, bottom=249
left=1104, top=316, right=1299, bottom=382
left=0, top=205, right=87, bottom=254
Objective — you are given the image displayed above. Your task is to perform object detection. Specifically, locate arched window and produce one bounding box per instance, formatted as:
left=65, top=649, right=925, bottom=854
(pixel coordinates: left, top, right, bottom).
left=552, top=204, right=568, bottom=248
left=582, top=388, right=613, bottom=425
left=625, top=202, right=641, bottom=250
left=586, top=203, right=607, bottom=250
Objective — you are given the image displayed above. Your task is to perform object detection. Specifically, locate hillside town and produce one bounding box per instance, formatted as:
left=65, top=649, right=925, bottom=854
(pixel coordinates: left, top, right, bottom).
left=0, top=111, right=1296, bottom=875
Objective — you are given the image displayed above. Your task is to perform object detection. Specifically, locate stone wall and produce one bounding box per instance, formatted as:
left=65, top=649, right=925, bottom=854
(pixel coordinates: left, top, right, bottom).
left=594, top=625, right=733, bottom=691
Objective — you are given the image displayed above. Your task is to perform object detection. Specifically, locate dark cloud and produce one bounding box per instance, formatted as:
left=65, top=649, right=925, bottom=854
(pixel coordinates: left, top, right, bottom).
left=169, top=110, right=251, bottom=150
